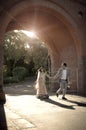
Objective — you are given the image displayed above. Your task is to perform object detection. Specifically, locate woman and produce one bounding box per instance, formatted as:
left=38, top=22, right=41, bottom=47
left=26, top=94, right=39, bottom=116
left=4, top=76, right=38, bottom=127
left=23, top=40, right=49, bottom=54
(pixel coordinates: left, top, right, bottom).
left=35, top=67, right=50, bottom=99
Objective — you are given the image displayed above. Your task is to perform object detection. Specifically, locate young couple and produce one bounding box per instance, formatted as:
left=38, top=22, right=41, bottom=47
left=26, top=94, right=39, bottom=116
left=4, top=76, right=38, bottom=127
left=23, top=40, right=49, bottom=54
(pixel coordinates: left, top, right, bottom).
left=35, top=63, right=70, bottom=100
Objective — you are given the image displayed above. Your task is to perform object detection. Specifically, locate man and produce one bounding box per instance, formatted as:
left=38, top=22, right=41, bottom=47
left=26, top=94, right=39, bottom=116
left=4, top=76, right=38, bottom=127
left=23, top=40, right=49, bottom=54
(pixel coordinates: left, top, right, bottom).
left=53, top=63, right=70, bottom=100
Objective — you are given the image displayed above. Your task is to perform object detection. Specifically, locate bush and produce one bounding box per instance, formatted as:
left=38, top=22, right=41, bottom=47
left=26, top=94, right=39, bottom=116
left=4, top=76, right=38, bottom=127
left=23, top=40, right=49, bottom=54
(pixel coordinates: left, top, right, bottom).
left=3, top=65, right=8, bottom=77
left=4, top=76, right=19, bottom=84
left=12, top=67, right=27, bottom=81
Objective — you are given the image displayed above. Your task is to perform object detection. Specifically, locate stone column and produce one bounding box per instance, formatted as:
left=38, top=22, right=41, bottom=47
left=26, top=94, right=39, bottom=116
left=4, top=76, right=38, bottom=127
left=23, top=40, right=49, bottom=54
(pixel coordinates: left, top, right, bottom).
left=76, top=61, right=84, bottom=95
left=0, top=41, right=6, bottom=104
left=0, top=10, right=9, bottom=104
left=77, top=25, right=86, bottom=96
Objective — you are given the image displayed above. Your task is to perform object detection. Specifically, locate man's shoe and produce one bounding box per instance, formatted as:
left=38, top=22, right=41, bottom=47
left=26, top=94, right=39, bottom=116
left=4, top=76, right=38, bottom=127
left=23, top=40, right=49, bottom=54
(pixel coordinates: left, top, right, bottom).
left=56, top=93, right=58, bottom=97
left=62, top=97, right=67, bottom=100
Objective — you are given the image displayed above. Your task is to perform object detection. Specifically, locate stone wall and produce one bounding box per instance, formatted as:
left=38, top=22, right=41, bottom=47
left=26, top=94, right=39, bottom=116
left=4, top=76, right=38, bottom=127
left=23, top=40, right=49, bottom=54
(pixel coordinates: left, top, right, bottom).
left=0, top=0, right=86, bottom=100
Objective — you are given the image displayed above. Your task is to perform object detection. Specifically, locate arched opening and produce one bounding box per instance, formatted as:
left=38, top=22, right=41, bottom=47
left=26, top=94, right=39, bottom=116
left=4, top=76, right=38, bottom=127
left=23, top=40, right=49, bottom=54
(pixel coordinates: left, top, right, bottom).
left=0, top=0, right=84, bottom=100
left=0, top=1, right=86, bottom=130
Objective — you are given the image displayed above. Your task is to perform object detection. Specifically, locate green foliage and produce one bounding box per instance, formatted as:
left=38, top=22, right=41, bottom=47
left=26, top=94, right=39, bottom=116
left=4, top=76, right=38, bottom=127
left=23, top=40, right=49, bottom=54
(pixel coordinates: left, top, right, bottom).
left=12, top=67, right=27, bottom=81
left=3, top=31, right=27, bottom=68
left=4, top=76, right=19, bottom=84
left=29, top=41, right=48, bottom=70
left=3, top=30, right=49, bottom=83
left=3, top=65, right=8, bottom=77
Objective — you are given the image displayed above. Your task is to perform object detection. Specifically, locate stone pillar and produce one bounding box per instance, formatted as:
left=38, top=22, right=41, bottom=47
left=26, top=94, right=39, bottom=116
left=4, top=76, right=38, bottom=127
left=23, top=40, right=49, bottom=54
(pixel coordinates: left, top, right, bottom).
left=77, top=26, right=86, bottom=96
left=79, top=55, right=86, bottom=96
left=76, top=56, right=86, bottom=96
left=0, top=10, right=8, bottom=104
left=0, top=42, right=6, bottom=104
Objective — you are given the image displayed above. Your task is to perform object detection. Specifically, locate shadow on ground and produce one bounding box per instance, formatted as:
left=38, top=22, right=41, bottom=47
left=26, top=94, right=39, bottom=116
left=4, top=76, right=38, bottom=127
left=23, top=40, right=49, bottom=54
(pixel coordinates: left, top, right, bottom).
left=41, top=97, right=86, bottom=110
left=65, top=99, right=86, bottom=107
left=43, top=98, right=75, bottom=110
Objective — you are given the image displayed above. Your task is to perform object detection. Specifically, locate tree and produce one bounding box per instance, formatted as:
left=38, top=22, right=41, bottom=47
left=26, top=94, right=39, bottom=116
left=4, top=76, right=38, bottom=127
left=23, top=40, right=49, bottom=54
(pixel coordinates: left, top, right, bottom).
left=3, top=30, right=48, bottom=77
left=3, top=31, right=28, bottom=75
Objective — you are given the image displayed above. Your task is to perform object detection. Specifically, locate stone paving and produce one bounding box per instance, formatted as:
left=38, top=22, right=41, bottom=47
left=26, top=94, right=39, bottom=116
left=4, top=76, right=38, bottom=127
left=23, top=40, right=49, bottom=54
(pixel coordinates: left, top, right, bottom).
left=1, top=81, right=86, bottom=130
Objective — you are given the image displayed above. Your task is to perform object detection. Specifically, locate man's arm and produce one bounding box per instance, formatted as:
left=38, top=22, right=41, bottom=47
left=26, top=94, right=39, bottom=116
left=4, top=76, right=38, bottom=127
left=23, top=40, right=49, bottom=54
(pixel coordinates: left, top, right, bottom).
left=53, top=68, right=61, bottom=79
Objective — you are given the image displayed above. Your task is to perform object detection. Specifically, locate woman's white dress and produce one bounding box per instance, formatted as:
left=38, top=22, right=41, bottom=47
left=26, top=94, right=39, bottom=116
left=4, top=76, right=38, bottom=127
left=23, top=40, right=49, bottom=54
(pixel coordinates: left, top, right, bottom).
left=35, top=70, right=48, bottom=96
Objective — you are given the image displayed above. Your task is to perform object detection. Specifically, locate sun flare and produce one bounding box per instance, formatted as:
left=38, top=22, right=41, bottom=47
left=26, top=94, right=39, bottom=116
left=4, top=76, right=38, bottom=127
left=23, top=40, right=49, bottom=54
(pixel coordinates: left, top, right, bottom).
left=22, top=30, right=36, bottom=38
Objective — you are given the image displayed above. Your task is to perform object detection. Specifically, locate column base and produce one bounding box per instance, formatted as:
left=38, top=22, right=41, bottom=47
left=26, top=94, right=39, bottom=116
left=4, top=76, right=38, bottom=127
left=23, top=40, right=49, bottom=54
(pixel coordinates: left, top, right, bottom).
left=0, top=90, right=6, bottom=104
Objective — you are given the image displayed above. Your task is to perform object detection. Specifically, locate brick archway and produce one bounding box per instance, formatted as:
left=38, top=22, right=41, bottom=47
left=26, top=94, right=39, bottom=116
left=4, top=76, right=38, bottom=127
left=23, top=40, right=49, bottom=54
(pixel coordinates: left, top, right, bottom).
left=0, top=0, right=86, bottom=103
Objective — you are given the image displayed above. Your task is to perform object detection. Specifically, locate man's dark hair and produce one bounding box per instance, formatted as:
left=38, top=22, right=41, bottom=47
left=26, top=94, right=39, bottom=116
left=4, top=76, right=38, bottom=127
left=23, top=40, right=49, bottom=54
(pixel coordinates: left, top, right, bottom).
left=63, top=63, right=67, bottom=67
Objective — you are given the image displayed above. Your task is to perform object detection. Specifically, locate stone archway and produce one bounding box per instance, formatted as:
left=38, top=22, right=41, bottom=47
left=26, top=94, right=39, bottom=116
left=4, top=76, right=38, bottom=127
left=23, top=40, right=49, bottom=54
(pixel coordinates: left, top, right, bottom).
left=0, top=0, right=86, bottom=103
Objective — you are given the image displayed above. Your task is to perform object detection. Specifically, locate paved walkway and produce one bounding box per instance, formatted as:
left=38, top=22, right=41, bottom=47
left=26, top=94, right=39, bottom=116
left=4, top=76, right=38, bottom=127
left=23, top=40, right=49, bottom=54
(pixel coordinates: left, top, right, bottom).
left=1, top=80, right=86, bottom=130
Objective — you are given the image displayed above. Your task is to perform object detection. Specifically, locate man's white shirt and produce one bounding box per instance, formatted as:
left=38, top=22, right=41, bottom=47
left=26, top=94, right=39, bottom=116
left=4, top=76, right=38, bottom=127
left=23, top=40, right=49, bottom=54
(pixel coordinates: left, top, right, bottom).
left=61, top=69, right=67, bottom=80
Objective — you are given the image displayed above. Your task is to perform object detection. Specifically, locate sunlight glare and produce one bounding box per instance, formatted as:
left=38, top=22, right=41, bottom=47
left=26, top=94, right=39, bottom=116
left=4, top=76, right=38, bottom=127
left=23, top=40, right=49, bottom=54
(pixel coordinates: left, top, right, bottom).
left=22, top=30, right=36, bottom=38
